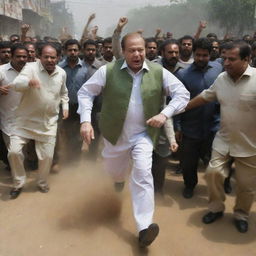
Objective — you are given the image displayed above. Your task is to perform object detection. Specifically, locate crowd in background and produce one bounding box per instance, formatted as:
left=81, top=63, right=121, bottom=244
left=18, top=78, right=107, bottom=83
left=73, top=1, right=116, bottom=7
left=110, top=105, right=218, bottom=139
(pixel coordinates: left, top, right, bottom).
left=0, top=14, right=256, bottom=242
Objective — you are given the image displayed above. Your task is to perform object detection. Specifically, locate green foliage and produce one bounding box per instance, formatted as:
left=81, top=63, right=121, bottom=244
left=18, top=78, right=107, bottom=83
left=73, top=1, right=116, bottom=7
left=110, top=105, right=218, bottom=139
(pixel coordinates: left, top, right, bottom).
left=124, top=1, right=212, bottom=38
left=110, top=0, right=255, bottom=38
left=208, top=0, right=256, bottom=34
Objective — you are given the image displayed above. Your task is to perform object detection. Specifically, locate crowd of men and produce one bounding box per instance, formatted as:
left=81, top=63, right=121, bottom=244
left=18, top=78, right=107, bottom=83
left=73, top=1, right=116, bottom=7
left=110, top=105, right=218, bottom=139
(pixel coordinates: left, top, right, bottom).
left=1, top=15, right=256, bottom=247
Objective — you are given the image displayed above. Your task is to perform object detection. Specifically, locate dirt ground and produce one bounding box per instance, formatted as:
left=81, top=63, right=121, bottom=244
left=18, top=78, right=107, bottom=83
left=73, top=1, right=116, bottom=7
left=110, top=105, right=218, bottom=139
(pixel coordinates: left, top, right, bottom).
left=0, top=159, right=255, bottom=256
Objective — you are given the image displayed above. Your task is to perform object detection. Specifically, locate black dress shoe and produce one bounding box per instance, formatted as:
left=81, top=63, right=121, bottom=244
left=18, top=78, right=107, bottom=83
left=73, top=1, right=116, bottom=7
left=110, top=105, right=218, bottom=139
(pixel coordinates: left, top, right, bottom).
left=234, top=219, right=248, bottom=233
left=10, top=188, right=22, bottom=199
left=175, top=168, right=183, bottom=175
left=202, top=211, right=223, bottom=224
left=139, top=223, right=159, bottom=247
left=182, top=187, right=194, bottom=199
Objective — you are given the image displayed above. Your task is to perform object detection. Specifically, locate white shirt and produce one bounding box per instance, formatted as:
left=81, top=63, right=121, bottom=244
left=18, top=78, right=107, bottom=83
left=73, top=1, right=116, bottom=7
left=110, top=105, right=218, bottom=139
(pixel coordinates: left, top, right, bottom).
left=0, top=63, right=21, bottom=136
left=201, top=65, right=256, bottom=157
left=12, top=61, right=69, bottom=142
left=78, top=60, right=189, bottom=148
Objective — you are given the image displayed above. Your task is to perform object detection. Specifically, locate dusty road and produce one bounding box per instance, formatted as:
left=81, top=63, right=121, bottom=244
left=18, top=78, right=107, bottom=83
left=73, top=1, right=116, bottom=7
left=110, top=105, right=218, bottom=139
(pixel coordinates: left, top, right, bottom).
left=0, top=159, right=255, bottom=256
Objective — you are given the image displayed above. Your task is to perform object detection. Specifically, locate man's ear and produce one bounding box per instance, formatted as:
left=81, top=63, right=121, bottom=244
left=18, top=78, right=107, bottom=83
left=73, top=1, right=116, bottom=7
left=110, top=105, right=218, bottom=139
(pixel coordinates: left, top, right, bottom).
left=244, top=56, right=250, bottom=62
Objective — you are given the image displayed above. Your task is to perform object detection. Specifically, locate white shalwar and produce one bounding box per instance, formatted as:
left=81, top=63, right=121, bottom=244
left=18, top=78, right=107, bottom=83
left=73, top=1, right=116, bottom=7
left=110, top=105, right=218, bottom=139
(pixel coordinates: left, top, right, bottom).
left=9, top=61, right=68, bottom=189
left=78, top=61, right=190, bottom=231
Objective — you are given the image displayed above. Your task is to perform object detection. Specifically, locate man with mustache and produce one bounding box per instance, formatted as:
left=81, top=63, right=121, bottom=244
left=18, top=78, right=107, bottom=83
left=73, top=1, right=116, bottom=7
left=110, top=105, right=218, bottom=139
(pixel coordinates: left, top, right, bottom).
left=0, top=41, right=11, bottom=65
left=179, top=35, right=194, bottom=67
left=187, top=40, right=256, bottom=233
left=157, top=39, right=184, bottom=74
left=7, top=43, right=69, bottom=198
left=58, top=39, right=88, bottom=163
left=152, top=39, right=184, bottom=191
left=145, top=38, right=159, bottom=61
left=175, top=38, right=223, bottom=199
left=0, top=44, right=28, bottom=172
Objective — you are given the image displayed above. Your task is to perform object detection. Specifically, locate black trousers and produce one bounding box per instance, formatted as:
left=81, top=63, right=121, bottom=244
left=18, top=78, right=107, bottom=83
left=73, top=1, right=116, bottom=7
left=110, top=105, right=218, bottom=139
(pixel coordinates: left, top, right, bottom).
left=151, top=151, right=169, bottom=192
left=0, top=130, right=9, bottom=166
left=180, top=133, right=215, bottom=189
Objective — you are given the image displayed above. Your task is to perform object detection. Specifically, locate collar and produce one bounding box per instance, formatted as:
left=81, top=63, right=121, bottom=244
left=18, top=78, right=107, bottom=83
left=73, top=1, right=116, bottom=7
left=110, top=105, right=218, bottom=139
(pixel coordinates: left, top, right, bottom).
left=62, top=57, right=83, bottom=68
left=39, top=60, right=58, bottom=76
left=120, top=60, right=150, bottom=73
left=173, top=62, right=185, bottom=73
left=6, top=62, right=15, bottom=71
left=242, top=65, right=253, bottom=77
left=84, top=58, right=102, bottom=69
left=191, top=62, right=213, bottom=71
left=226, top=64, right=252, bottom=83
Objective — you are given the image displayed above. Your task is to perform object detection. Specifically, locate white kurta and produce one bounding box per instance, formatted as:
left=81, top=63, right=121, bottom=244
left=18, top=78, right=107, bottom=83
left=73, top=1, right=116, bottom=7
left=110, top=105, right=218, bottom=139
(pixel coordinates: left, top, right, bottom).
left=12, top=61, right=69, bottom=142
left=8, top=61, right=69, bottom=189
left=0, top=63, right=21, bottom=137
left=78, top=60, right=190, bottom=231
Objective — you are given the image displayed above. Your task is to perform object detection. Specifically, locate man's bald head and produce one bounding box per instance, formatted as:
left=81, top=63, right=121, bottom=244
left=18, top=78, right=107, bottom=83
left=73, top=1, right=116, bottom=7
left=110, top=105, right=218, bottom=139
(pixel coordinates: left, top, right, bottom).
left=121, top=33, right=146, bottom=73
left=121, top=33, right=145, bottom=50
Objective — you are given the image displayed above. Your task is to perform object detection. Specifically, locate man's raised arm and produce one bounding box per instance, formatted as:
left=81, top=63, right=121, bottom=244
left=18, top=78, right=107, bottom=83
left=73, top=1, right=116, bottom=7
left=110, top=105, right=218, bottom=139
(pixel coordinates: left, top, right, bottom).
left=112, top=17, right=128, bottom=60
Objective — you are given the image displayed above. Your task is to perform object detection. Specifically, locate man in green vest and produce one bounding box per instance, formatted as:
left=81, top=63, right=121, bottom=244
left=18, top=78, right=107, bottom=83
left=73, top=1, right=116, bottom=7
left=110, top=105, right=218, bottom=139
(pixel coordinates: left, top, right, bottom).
left=78, top=33, right=189, bottom=247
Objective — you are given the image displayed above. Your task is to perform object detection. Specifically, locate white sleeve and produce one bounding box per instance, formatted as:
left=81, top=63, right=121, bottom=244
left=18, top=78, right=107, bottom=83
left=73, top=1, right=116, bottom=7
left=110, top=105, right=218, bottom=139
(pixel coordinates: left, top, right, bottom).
left=12, top=63, right=32, bottom=92
left=161, top=68, right=190, bottom=118
left=77, top=65, right=106, bottom=123
left=60, top=72, right=69, bottom=110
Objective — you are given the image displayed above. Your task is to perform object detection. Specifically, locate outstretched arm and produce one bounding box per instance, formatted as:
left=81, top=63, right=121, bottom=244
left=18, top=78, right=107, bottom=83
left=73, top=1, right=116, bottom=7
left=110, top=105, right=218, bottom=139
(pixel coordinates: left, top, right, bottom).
left=80, top=13, right=96, bottom=45
left=21, top=24, right=30, bottom=42
left=185, top=95, right=208, bottom=111
left=194, top=20, right=207, bottom=40
left=112, top=17, right=128, bottom=60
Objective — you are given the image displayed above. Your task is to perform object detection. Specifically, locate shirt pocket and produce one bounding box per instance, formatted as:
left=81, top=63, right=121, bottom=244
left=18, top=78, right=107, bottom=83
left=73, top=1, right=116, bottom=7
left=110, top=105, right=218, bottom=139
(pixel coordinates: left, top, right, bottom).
left=239, top=94, right=256, bottom=111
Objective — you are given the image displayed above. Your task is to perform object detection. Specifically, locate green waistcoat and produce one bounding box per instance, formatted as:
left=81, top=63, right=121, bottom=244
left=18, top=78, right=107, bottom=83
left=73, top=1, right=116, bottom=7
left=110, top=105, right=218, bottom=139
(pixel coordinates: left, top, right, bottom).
left=99, top=59, right=164, bottom=147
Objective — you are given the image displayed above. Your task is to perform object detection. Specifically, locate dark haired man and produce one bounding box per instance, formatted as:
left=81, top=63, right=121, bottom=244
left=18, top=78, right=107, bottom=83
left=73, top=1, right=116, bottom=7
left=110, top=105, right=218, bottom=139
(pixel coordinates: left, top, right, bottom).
left=157, top=39, right=183, bottom=73
left=187, top=40, right=256, bottom=233
left=0, top=44, right=28, bottom=171
left=152, top=39, right=184, bottom=190
left=100, top=37, right=114, bottom=63
left=24, top=42, right=37, bottom=62
left=59, top=39, right=88, bottom=162
left=0, top=41, right=12, bottom=65
left=145, top=38, right=158, bottom=61
left=179, top=35, right=194, bottom=67
left=9, top=34, right=20, bottom=44
left=83, top=39, right=103, bottom=77
left=8, top=43, right=69, bottom=198
left=82, top=39, right=104, bottom=160
left=78, top=32, right=189, bottom=246
left=210, top=40, right=220, bottom=61
left=176, top=38, right=223, bottom=199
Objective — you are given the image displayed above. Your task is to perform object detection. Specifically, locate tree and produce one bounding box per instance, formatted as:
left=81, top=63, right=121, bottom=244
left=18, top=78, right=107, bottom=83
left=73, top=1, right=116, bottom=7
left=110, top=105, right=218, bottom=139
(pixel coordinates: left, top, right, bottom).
left=208, top=0, right=256, bottom=35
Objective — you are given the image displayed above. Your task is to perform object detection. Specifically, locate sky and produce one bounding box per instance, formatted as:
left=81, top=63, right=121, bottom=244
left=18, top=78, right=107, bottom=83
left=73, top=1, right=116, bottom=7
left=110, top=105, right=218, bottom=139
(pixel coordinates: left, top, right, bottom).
left=60, top=0, right=171, bottom=37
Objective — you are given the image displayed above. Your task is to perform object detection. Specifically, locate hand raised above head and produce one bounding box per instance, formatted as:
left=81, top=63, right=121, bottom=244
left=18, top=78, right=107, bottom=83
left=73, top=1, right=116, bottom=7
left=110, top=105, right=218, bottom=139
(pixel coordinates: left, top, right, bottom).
left=117, top=17, right=128, bottom=30
left=89, top=13, right=96, bottom=21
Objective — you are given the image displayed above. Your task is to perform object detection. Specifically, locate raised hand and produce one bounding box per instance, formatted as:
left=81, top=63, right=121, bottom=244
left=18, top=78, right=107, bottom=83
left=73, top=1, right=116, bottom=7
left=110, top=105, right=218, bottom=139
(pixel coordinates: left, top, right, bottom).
left=117, top=17, right=128, bottom=31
